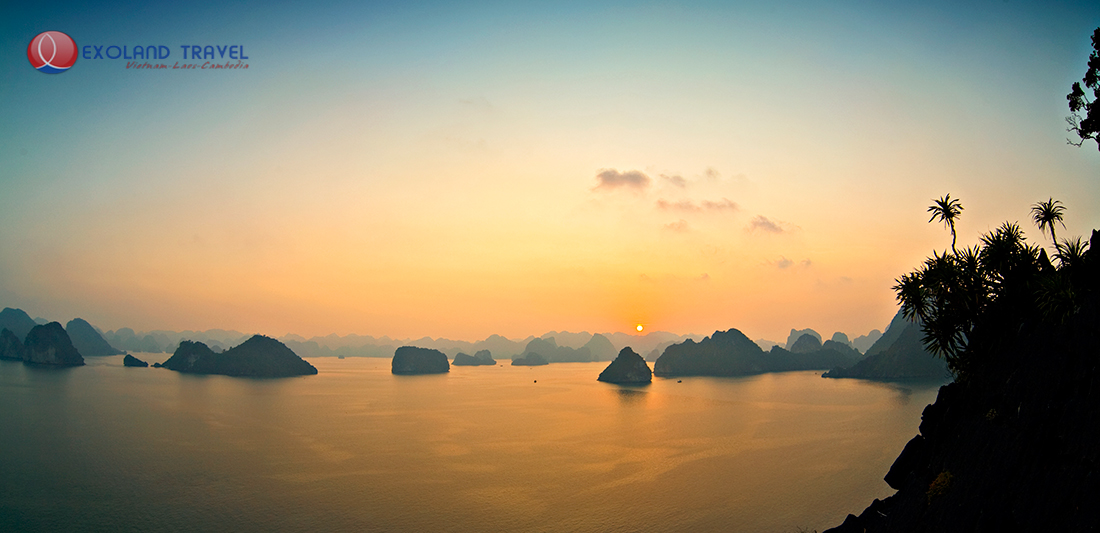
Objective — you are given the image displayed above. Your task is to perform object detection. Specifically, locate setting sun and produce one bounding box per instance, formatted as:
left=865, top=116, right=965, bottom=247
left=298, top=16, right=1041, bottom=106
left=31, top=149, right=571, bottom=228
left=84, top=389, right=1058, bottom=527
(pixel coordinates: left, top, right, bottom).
left=636, top=324, right=644, bottom=332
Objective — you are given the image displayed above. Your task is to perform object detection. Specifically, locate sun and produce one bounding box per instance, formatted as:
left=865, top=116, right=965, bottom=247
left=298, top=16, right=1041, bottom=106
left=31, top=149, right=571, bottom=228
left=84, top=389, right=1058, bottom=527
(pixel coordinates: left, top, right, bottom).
left=636, top=324, right=644, bottom=332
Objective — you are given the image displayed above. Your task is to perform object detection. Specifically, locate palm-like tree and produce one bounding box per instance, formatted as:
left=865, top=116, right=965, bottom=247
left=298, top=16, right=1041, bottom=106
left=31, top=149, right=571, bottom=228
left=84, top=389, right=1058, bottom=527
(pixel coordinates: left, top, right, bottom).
left=1031, top=198, right=1066, bottom=251
left=928, top=194, right=964, bottom=253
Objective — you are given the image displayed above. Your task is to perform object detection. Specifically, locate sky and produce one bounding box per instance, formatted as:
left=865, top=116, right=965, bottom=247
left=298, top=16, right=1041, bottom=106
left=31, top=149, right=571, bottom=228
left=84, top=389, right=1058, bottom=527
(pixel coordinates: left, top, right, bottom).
left=2, top=0, right=1098, bottom=342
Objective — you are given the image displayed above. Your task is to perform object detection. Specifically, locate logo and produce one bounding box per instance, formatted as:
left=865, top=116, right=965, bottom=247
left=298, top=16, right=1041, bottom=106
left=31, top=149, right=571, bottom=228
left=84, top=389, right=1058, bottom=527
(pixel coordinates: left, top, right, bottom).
left=28, top=31, right=78, bottom=74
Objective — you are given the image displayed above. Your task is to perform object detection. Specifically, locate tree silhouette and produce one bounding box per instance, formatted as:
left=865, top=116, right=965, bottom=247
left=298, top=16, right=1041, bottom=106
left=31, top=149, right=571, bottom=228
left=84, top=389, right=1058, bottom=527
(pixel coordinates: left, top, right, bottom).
left=928, top=194, right=964, bottom=253
left=1031, top=198, right=1066, bottom=251
left=1067, top=27, right=1100, bottom=150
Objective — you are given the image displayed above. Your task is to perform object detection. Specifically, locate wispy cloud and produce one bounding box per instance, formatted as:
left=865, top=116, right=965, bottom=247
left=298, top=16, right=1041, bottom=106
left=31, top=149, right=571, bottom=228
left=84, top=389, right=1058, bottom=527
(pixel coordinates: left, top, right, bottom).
left=701, top=198, right=738, bottom=212
left=747, top=215, right=792, bottom=234
left=704, top=167, right=720, bottom=181
left=665, top=219, right=690, bottom=232
left=657, top=199, right=701, bottom=212
left=770, top=256, right=812, bottom=270
left=656, top=198, right=738, bottom=213
left=660, top=174, right=687, bottom=187
left=594, top=169, right=651, bottom=191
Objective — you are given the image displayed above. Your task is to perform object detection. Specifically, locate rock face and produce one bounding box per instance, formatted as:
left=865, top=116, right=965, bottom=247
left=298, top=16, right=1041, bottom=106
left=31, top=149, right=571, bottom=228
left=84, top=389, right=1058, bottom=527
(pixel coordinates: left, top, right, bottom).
left=123, top=354, right=149, bottom=367
left=852, top=329, right=883, bottom=354
left=23, top=322, right=85, bottom=366
left=453, top=349, right=496, bottom=366
left=822, top=320, right=949, bottom=380
left=824, top=229, right=1100, bottom=532
left=0, top=308, right=38, bottom=343
left=584, top=333, right=617, bottom=361
left=654, top=328, right=862, bottom=377
left=785, top=328, right=821, bottom=350
left=162, top=335, right=317, bottom=377
left=830, top=332, right=852, bottom=346
left=789, top=333, right=823, bottom=353
left=521, top=337, right=593, bottom=363
left=511, top=352, right=549, bottom=366
left=391, top=346, right=449, bottom=374
left=0, top=328, right=26, bottom=361
left=65, top=318, right=124, bottom=356
left=597, top=347, right=653, bottom=384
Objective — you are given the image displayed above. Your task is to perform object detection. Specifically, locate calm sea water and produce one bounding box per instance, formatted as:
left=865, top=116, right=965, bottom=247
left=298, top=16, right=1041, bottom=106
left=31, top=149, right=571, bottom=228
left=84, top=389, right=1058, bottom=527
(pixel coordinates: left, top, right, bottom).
left=0, top=355, right=944, bottom=532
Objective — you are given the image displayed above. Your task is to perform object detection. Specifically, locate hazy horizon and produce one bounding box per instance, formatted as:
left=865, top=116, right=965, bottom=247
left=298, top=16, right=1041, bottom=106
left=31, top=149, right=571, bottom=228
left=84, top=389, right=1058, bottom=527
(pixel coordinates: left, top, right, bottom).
left=3, top=1, right=1098, bottom=344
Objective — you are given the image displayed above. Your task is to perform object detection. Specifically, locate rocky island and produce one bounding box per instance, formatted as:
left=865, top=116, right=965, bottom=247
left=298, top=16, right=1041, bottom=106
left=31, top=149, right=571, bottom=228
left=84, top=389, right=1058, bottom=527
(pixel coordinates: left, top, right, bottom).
left=452, top=349, right=496, bottom=366
left=653, top=328, right=862, bottom=377
left=0, top=328, right=25, bottom=361
left=23, top=322, right=85, bottom=366
left=65, top=318, right=124, bottom=356
left=391, top=346, right=449, bottom=374
left=597, top=347, right=652, bottom=384
left=510, top=352, right=548, bottom=366
left=161, top=335, right=317, bottom=377
left=123, top=354, right=149, bottom=367
left=0, top=307, right=37, bottom=343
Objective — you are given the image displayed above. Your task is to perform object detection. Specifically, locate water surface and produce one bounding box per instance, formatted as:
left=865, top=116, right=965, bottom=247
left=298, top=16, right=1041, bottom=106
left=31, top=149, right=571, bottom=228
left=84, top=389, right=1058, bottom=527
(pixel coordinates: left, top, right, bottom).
left=0, top=355, right=944, bottom=532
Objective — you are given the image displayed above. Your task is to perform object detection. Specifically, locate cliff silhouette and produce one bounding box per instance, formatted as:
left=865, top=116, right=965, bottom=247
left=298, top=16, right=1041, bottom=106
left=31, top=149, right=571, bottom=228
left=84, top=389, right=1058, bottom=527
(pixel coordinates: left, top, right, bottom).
left=827, top=227, right=1100, bottom=531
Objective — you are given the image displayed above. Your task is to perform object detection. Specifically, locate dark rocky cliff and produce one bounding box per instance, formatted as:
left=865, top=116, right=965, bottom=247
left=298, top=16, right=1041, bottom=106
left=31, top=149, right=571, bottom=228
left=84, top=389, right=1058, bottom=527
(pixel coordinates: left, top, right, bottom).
left=0, top=328, right=27, bottom=361
left=826, top=229, right=1100, bottom=532
left=23, top=322, right=85, bottom=366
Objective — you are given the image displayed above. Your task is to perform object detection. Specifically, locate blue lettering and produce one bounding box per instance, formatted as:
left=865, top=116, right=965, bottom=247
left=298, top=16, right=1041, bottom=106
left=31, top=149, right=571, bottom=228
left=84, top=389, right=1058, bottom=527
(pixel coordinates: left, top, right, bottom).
left=82, top=45, right=91, bottom=59
left=229, top=45, right=237, bottom=59
left=159, top=46, right=170, bottom=59
left=179, top=45, right=189, bottom=59
left=93, top=45, right=104, bottom=59
left=191, top=46, right=201, bottom=59
left=239, top=45, right=247, bottom=60
left=217, top=45, right=228, bottom=58
left=133, top=46, right=144, bottom=60
left=106, top=45, right=121, bottom=59
left=203, top=46, right=214, bottom=59
left=123, top=46, right=132, bottom=59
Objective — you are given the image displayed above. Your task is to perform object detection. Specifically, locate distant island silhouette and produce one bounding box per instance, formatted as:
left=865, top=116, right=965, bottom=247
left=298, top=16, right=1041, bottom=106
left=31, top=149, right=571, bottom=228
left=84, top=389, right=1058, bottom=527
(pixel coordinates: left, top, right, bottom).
left=653, top=328, right=861, bottom=377
left=391, top=346, right=449, bottom=374
left=66, top=318, right=124, bottom=357
left=510, top=352, right=549, bottom=366
left=161, top=335, right=317, bottom=377
left=597, top=347, right=653, bottom=384
left=452, top=349, right=496, bottom=366
left=23, top=322, right=85, bottom=367
left=822, top=311, right=948, bottom=380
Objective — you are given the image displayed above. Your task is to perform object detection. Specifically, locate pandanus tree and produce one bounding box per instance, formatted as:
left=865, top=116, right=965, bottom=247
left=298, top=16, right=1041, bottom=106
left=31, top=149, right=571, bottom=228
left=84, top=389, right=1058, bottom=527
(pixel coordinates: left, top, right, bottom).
left=1031, top=198, right=1066, bottom=252
left=928, top=194, right=964, bottom=253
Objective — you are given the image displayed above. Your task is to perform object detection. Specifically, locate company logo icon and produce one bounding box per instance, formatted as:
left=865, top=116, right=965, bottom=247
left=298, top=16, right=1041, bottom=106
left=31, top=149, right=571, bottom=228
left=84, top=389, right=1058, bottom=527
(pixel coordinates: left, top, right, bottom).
left=28, top=31, right=77, bottom=73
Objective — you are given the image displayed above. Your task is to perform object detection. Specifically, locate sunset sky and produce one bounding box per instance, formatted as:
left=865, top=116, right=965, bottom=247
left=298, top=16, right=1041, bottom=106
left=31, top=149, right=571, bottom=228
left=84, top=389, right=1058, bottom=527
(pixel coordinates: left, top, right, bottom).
left=2, top=1, right=1098, bottom=342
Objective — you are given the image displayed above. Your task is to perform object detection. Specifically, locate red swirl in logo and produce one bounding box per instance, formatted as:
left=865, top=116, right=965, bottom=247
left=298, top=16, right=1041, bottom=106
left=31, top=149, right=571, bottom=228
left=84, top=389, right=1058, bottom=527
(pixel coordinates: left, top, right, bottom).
left=28, top=31, right=77, bottom=74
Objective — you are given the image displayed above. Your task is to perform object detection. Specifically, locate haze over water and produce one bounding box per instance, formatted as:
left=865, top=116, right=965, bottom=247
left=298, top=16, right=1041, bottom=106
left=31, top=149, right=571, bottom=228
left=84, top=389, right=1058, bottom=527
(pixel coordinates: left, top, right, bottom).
left=0, top=355, right=943, bottom=532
